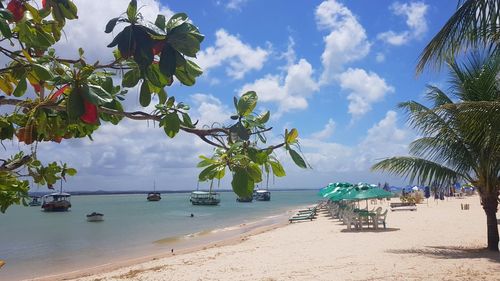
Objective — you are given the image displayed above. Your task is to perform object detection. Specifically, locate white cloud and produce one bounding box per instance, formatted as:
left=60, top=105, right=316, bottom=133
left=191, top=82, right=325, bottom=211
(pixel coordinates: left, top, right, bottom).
left=376, top=53, right=386, bottom=62
left=377, top=1, right=428, bottom=46
left=315, top=0, right=371, bottom=83
left=277, top=111, right=413, bottom=187
left=339, top=68, right=395, bottom=119
left=311, top=119, right=336, bottom=140
left=54, top=0, right=173, bottom=62
left=240, top=59, right=319, bottom=116
left=226, top=0, right=248, bottom=11
left=190, top=94, right=231, bottom=126
left=196, top=29, right=270, bottom=79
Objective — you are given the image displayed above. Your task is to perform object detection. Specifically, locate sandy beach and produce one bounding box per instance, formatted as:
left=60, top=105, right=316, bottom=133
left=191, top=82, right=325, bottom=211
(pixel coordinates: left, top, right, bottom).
left=33, top=195, right=499, bottom=281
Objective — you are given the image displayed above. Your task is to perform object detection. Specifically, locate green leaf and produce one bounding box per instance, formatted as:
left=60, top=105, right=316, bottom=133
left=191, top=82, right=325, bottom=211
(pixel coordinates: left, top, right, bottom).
left=289, top=149, right=307, bottom=169
left=167, top=31, right=201, bottom=57
left=122, top=68, right=141, bottom=88
left=67, top=88, right=85, bottom=119
left=269, top=161, right=286, bottom=177
left=32, top=64, right=54, bottom=81
left=198, top=164, right=217, bottom=181
left=256, top=111, right=270, bottom=124
left=163, top=112, right=180, bottom=138
left=197, top=156, right=214, bottom=168
left=0, top=9, right=14, bottom=21
left=12, top=77, right=27, bottom=98
left=174, top=64, right=196, bottom=86
left=246, top=163, right=262, bottom=183
left=139, top=81, right=151, bottom=107
left=159, top=44, right=177, bottom=77
left=185, top=59, right=203, bottom=77
left=105, top=17, right=120, bottom=33
left=126, top=0, right=137, bottom=21
left=84, top=84, right=113, bottom=105
left=286, top=128, right=298, bottom=144
left=158, top=88, right=167, bottom=104
left=133, top=30, right=154, bottom=70
left=237, top=91, right=257, bottom=116
left=181, top=113, right=194, bottom=128
left=0, top=19, right=11, bottom=38
left=166, top=13, right=188, bottom=32
left=155, top=15, right=166, bottom=30
left=145, top=64, right=170, bottom=88
left=231, top=168, right=254, bottom=198
left=65, top=168, right=77, bottom=176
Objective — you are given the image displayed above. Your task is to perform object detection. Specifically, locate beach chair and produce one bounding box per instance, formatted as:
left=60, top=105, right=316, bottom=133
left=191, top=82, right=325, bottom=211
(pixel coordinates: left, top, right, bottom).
left=343, top=211, right=361, bottom=230
left=289, top=212, right=315, bottom=223
left=374, top=209, right=388, bottom=229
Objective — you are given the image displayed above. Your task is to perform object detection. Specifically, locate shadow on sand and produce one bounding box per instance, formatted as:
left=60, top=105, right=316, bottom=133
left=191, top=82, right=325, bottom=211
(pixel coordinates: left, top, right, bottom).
left=386, top=246, right=500, bottom=262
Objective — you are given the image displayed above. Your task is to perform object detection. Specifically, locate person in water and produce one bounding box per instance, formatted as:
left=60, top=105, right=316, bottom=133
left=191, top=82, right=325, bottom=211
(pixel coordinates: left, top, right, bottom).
left=190, top=213, right=194, bottom=217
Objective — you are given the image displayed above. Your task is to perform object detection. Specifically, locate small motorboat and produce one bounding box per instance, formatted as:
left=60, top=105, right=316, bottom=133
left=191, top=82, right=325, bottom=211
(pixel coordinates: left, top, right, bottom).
left=147, top=192, right=161, bottom=201
left=86, top=212, right=104, bottom=222
left=28, top=196, right=42, bottom=206
left=253, top=190, right=271, bottom=201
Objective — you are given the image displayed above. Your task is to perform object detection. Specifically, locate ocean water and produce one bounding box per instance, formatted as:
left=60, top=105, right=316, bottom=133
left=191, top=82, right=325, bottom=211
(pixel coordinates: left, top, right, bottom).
left=0, top=190, right=317, bottom=280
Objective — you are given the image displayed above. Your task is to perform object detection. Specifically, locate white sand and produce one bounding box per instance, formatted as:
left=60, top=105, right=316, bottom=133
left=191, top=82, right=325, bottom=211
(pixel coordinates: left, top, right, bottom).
left=38, top=196, right=500, bottom=281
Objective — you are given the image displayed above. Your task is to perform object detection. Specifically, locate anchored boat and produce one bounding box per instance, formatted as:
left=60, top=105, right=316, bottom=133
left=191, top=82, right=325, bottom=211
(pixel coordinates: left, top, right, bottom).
left=190, top=191, right=221, bottom=205
left=42, top=192, right=71, bottom=212
left=28, top=196, right=42, bottom=206
left=86, top=212, right=104, bottom=222
left=253, top=189, right=271, bottom=201
left=147, top=181, right=161, bottom=201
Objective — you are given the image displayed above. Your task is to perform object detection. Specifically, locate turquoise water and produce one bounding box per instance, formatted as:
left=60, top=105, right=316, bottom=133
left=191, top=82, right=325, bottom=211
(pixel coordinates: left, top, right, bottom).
left=0, top=190, right=317, bottom=280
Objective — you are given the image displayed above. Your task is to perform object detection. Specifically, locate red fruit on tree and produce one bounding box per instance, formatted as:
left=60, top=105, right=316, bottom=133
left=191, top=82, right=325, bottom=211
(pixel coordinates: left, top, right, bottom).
left=80, top=99, right=99, bottom=124
left=7, top=0, right=26, bottom=22
left=50, top=84, right=69, bottom=101
left=30, top=82, right=42, bottom=93
left=152, top=41, right=165, bottom=55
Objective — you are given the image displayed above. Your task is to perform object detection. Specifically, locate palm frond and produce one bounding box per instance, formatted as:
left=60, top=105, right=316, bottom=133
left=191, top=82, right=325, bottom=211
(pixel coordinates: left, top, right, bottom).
left=425, top=85, right=454, bottom=107
left=447, top=52, right=500, bottom=102
left=371, top=156, right=467, bottom=187
left=416, top=0, right=500, bottom=74
left=398, top=101, right=459, bottom=138
left=409, top=136, right=476, bottom=177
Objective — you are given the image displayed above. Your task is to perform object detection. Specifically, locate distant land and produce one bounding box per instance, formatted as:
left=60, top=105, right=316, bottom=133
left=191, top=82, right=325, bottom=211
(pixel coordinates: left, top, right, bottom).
left=28, top=188, right=318, bottom=196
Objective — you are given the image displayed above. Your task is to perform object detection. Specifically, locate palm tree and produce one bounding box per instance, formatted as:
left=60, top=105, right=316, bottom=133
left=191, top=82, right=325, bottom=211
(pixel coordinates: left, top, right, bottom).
left=417, top=0, right=500, bottom=73
left=372, top=53, right=500, bottom=251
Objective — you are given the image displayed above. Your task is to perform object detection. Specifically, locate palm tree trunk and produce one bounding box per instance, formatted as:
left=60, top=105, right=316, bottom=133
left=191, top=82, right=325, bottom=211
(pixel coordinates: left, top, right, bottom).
left=481, top=193, right=499, bottom=251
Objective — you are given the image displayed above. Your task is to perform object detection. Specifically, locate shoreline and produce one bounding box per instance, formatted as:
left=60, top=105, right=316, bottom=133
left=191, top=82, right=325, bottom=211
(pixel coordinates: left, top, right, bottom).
left=25, top=206, right=311, bottom=281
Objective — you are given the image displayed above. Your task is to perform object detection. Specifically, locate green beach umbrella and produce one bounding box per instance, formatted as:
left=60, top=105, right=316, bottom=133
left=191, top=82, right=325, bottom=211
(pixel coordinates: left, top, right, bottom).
left=319, top=182, right=353, bottom=196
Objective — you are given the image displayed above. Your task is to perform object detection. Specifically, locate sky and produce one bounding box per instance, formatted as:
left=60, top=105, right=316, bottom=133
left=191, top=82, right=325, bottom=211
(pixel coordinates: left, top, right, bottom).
left=4, top=0, right=460, bottom=191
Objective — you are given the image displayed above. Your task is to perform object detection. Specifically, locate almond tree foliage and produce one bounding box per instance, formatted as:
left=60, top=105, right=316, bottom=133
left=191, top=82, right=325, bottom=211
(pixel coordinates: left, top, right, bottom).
left=0, top=0, right=308, bottom=212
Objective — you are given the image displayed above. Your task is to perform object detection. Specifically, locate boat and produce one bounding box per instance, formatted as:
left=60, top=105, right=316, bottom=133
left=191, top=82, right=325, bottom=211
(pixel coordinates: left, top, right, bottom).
left=41, top=192, right=71, bottom=211
left=147, top=192, right=161, bottom=201
left=236, top=196, right=253, bottom=202
left=28, top=196, right=42, bottom=206
left=190, top=191, right=221, bottom=205
left=147, top=181, right=161, bottom=201
left=86, top=212, right=104, bottom=222
left=253, top=189, right=271, bottom=201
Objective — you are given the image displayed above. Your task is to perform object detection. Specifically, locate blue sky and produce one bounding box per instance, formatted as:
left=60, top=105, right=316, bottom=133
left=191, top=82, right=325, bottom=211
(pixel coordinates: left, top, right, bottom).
left=6, top=0, right=461, bottom=191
